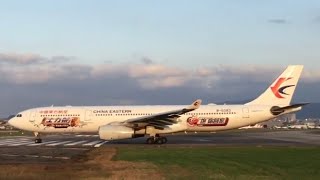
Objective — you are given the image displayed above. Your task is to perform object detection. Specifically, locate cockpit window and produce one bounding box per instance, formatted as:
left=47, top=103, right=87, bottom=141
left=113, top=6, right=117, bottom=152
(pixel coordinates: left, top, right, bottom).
left=16, top=114, right=22, bottom=117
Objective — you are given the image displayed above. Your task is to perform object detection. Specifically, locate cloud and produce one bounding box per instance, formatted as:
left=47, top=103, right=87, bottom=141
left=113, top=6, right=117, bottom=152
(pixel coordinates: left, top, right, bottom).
left=128, top=64, right=186, bottom=78
left=90, top=62, right=189, bottom=89
left=49, top=56, right=75, bottom=63
left=0, top=53, right=318, bottom=88
left=301, top=70, right=320, bottom=83
left=0, top=53, right=44, bottom=65
left=314, top=16, right=320, bottom=23
left=0, top=52, right=319, bottom=116
left=0, top=52, right=74, bottom=65
left=268, top=19, right=289, bottom=24
left=141, top=57, right=154, bottom=65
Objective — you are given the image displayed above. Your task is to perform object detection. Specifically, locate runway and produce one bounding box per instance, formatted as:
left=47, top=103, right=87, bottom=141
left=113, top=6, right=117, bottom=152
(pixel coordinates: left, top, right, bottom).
left=0, top=129, right=319, bottom=164
left=0, top=135, right=107, bottom=148
left=1, top=129, right=320, bottom=148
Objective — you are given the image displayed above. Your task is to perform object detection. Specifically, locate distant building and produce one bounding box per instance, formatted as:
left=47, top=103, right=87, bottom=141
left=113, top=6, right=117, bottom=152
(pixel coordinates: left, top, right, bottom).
left=284, top=113, right=296, bottom=122
left=258, top=113, right=297, bottom=128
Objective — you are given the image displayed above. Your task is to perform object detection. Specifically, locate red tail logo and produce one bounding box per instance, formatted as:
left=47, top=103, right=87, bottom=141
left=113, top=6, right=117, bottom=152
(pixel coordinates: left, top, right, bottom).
left=270, top=77, right=295, bottom=98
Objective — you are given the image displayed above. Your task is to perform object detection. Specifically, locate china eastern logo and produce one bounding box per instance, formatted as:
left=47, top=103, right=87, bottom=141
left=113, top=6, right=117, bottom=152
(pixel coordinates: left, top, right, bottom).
left=270, top=77, right=295, bottom=98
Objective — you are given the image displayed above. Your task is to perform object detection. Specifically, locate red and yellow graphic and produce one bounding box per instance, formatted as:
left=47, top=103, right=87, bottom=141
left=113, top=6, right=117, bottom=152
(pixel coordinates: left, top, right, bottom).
left=187, top=116, right=199, bottom=127
left=187, top=116, right=229, bottom=127
left=41, top=117, right=80, bottom=128
left=270, top=77, right=294, bottom=98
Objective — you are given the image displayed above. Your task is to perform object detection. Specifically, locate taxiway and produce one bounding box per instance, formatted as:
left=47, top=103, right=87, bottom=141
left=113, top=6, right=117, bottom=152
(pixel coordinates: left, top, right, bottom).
left=0, top=129, right=319, bottom=164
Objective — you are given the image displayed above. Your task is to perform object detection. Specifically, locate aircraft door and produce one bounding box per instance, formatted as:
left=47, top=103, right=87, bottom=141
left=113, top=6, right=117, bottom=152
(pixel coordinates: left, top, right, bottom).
left=85, top=110, right=93, bottom=121
left=242, top=108, right=249, bottom=118
left=29, top=111, right=36, bottom=123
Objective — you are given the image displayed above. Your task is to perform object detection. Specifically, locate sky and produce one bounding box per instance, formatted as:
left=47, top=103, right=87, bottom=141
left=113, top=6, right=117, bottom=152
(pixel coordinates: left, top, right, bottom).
left=0, top=0, right=319, bottom=116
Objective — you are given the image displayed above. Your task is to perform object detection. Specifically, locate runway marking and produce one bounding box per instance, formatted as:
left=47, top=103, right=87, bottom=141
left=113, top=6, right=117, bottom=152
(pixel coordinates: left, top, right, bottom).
left=0, top=135, right=108, bottom=147
left=24, top=155, right=39, bottom=158
left=8, top=141, right=36, bottom=146
left=41, top=155, right=53, bottom=159
left=0, top=138, right=32, bottom=142
left=75, top=135, right=99, bottom=137
left=54, top=156, right=70, bottom=160
left=198, top=139, right=211, bottom=142
left=0, top=138, right=105, bottom=147
left=83, top=140, right=103, bottom=146
left=0, top=138, right=28, bottom=143
left=0, top=139, right=30, bottom=146
left=0, top=141, right=20, bottom=145
left=27, top=141, right=58, bottom=146
left=94, top=141, right=108, bottom=147
left=0, top=137, right=33, bottom=143
left=0, top=153, right=20, bottom=157
left=45, top=141, right=73, bottom=146
left=64, top=140, right=88, bottom=146
left=0, top=153, right=70, bottom=160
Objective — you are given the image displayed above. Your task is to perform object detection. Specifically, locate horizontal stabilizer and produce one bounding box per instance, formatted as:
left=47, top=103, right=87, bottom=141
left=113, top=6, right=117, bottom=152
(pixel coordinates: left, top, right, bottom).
left=270, top=103, right=309, bottom=115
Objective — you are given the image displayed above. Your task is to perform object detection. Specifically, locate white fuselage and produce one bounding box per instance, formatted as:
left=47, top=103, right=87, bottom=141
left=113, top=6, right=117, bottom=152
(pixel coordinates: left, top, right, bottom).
left=7, top=65, right=305, bottom=143
left=9, top=104, right=280, bottom=134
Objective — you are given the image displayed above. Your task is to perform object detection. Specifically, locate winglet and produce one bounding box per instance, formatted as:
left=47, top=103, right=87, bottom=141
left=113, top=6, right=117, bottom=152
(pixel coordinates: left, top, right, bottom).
left=187, top=99, right=202, bottom=110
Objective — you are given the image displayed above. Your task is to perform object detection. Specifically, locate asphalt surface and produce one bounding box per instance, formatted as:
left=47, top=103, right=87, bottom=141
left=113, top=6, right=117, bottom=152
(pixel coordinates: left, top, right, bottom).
left=0, top=129, right=319, bottom=164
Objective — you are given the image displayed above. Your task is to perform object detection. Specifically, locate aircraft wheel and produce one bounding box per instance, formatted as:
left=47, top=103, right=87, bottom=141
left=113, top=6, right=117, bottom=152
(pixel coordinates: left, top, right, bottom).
left=155, top=138, right=164, bottom=144
left=162, top=137, right=168, bottom=144
left=34, top=132, right=42, bottom=143
left=146, top=137, right=155, bottom=144
left=35, top=139, right=42, bottom=143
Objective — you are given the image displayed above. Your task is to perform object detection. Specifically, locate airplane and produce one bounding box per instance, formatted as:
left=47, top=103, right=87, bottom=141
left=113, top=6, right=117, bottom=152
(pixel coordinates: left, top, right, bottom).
left=8, top=65, right=307, bottom=144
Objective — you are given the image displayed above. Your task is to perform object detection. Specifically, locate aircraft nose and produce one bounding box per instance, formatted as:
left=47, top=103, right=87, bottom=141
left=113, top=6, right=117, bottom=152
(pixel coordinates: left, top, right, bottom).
left=8, top=118, right=17, bottom=127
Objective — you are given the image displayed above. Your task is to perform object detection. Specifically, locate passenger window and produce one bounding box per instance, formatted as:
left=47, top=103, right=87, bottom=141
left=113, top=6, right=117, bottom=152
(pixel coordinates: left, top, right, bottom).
left=16, top=114, right=22, bottom=117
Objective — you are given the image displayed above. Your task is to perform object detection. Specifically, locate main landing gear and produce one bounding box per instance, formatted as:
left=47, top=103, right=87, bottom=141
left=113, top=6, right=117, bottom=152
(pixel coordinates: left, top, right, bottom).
left=146, top=135, right=168, bottom=144
left=34, top=132, right=42, bottom=143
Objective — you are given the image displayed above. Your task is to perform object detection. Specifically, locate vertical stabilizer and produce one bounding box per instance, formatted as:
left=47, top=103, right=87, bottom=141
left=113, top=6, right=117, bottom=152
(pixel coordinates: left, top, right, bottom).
left=246, top=65, right=303, bottom=106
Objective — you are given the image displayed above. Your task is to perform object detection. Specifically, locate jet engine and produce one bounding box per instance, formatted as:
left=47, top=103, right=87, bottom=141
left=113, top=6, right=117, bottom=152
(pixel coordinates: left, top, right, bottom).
left=99, top=125, right=136, bottom=140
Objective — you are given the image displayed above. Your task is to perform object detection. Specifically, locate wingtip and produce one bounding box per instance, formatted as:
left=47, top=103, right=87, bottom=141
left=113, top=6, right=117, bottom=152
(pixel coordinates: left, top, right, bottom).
left=191, top=99, right=202, bottom=109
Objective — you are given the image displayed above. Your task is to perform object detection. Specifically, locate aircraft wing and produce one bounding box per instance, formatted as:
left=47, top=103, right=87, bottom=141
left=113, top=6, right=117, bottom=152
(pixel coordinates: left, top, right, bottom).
left=122, top=99, right=202, bottom=130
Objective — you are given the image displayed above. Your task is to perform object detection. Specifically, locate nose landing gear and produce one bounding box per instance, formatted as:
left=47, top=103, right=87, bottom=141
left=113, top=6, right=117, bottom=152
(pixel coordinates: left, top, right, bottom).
left=34, top=132, right=42, bottom=143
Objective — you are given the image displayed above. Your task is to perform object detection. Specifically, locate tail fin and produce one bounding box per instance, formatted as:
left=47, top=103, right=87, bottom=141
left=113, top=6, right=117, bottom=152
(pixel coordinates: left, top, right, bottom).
left=246, top=65, right=303, bottom=106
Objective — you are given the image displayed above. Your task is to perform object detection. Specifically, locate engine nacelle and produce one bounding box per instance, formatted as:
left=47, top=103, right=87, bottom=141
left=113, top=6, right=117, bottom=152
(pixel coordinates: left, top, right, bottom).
left=99, top=125, right=135, bottom=140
